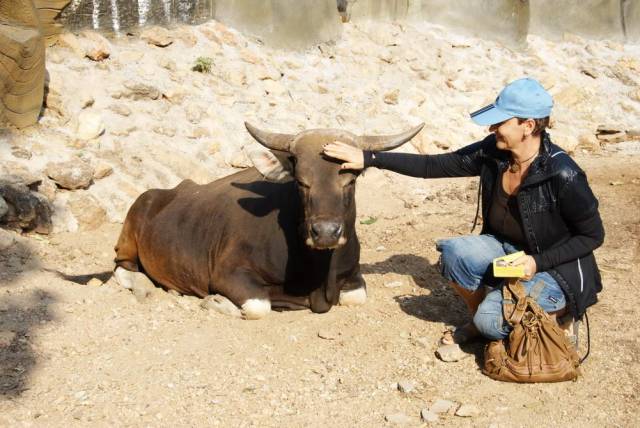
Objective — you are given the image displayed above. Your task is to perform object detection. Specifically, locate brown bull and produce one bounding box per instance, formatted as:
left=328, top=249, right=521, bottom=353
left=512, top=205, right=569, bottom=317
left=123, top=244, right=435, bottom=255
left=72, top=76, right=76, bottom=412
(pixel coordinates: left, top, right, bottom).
left=113, top=122, right=424, bottom=319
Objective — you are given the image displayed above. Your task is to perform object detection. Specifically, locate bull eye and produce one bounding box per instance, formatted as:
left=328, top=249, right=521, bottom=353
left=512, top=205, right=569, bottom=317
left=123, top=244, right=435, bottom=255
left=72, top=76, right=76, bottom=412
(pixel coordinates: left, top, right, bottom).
left=342, top=183, right=354, bottom=207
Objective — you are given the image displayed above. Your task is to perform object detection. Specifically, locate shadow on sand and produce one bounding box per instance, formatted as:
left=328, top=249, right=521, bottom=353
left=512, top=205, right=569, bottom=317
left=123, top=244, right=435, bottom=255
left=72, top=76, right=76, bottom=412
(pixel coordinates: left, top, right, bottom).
left=1, top=236, right=55, bottom=397
left=361, top=253, right=485, bottom=363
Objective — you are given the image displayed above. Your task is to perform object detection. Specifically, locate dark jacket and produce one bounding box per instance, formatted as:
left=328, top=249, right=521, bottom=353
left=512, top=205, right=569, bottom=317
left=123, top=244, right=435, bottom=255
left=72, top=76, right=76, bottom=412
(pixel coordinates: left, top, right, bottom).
left=364, top=131, right=604, bottom=318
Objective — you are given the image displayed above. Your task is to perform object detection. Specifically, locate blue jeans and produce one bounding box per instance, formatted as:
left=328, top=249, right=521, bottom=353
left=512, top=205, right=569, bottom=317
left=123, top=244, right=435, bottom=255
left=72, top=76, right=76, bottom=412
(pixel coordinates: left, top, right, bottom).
left=436, top=234, right=566, bottom=340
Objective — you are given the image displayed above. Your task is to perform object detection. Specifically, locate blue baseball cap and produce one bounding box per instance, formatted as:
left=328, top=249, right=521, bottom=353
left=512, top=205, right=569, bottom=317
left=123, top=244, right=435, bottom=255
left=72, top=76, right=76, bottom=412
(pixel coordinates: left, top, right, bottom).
left=470, top=78, right=553, bottom=126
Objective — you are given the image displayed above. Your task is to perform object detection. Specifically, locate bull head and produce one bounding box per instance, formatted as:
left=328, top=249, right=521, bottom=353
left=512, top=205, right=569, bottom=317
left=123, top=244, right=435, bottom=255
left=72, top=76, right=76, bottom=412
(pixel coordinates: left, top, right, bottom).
left=245, top=122, right=424, bottom=250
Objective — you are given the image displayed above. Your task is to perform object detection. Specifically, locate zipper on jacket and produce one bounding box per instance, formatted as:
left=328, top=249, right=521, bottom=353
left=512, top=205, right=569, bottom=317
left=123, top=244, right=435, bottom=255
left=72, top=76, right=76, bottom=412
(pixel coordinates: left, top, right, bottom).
left=577, top=258, right=584, bottom=292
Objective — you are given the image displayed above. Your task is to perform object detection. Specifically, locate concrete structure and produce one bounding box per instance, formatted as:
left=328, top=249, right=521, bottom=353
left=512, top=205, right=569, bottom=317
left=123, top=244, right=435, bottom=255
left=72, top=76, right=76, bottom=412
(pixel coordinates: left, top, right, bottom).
left=410, top=0, right=529, bottom=46
left=529, top=0, right=625, bottom=41
left=52, top=0, right=639, bottom=46
left=214, top=0, right=341, bottom=49
left=624, top=0, right=640, bottom=42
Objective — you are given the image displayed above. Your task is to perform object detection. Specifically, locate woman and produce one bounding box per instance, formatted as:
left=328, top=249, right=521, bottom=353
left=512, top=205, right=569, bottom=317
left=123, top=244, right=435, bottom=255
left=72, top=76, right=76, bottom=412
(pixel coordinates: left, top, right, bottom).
left=322, top=78, right=604, bottom=350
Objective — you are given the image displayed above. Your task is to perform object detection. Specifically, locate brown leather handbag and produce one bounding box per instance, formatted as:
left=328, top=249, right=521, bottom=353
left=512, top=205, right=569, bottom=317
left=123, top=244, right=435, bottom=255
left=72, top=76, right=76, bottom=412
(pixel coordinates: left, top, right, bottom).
left=482, top=279, right=581, bottom=383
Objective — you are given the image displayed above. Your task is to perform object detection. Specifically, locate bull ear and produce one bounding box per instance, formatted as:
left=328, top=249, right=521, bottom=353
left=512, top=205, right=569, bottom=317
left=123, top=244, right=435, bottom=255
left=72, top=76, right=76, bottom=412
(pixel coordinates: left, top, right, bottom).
left=245, top=122, right=295, bottom=151
left=246, top=148, right=293, bottom=182
left=355, top=123, right=425, bottom=151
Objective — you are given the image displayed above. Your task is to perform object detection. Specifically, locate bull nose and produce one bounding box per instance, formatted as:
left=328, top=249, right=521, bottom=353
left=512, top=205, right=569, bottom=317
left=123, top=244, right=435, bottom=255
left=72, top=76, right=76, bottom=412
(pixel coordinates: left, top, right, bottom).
left=311, top=221, right=343, bottom=240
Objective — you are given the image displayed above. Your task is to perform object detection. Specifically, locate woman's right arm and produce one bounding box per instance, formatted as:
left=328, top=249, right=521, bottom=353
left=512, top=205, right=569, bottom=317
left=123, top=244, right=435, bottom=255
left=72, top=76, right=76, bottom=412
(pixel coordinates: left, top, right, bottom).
left=363, top=146, right=481, bottom=178
left=323, top=138, right=487, bottom=178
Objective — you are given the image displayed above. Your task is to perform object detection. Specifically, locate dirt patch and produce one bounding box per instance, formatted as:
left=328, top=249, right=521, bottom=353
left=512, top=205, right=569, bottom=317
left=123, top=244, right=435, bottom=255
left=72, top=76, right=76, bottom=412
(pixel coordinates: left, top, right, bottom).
left=0, top=151, right=638, bottom=426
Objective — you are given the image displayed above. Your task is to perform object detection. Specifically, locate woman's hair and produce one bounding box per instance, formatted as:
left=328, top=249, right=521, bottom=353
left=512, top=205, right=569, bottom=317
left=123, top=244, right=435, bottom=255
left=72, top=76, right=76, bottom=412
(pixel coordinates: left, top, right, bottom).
left=518, top=117, right=550, bottom=136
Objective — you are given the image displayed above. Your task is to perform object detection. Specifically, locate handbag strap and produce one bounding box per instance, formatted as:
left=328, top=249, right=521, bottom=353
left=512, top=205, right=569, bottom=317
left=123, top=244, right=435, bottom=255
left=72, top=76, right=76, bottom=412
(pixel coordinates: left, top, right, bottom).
left=502, top=279, right=528, bottom=326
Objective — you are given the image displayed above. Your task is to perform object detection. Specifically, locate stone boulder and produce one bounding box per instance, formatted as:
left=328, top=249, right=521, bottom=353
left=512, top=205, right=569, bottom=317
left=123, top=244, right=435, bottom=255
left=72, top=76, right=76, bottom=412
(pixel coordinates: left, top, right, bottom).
left=68, top=193, right=107, bottom=231
left=45, top=160, right=94, bottom=190
left=0, top=180, right=52, bottom=234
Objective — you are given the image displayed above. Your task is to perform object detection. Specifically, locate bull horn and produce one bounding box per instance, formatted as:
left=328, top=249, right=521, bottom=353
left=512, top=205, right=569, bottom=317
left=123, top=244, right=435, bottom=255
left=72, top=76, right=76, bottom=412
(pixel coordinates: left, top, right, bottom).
left=355, top=123, right=425, bottom=151
left=245, top=122, right=295, bottom=151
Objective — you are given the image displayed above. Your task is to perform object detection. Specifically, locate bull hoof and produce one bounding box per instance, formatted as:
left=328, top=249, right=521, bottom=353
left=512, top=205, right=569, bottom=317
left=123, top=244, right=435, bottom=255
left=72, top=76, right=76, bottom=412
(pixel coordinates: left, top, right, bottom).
left=201, top=294, right=242, bottom=318
left=114, top=267, right=136, bottom=290
left=339, top=286, right=367, bottom=306
left=241, top=298, right=271, bottom=320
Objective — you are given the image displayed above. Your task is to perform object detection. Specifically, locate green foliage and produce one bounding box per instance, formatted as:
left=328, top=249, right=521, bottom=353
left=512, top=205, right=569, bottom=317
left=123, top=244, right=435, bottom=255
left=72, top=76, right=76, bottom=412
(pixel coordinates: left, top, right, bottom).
left=359, top=216, right=378, bottom=225
left=192, top=56, right=213, bottom=73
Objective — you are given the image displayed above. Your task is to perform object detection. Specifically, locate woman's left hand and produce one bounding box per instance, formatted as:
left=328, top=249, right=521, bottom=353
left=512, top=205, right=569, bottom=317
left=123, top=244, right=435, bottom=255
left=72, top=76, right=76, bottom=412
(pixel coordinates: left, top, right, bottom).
left=511, top=255, right=538, bottom=280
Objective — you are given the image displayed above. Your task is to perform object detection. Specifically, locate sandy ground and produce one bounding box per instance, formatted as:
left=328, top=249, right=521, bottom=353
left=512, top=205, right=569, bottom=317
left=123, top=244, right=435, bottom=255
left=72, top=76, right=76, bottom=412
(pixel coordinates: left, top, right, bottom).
left=0, top=149, right=638, bottom=427
left=1, top=16, right=640, bottom=428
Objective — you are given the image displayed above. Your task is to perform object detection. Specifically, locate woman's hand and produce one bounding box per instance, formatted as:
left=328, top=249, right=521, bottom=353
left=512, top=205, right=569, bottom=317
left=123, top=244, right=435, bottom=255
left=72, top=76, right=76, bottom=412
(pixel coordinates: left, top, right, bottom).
left=511, top=255, right=538, bottom=280
left=322, top=142, right=365, bottom=170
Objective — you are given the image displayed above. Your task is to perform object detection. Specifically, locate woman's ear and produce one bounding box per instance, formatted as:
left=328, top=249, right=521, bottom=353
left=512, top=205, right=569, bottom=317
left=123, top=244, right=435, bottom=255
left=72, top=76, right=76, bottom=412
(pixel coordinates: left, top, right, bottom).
left=524, top=118, right=536, bottom=137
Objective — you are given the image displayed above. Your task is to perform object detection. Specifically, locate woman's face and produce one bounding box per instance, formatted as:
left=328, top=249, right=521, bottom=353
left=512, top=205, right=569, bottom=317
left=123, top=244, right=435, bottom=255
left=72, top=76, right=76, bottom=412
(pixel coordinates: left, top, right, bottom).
left=489, top=117, right=531, bottom=151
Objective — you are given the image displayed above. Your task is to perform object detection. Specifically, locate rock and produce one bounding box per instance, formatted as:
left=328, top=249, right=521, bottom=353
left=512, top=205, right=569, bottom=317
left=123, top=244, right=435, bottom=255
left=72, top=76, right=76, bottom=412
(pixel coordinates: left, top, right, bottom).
left=0, top=331, right=17, bottom=347
left=185, top=104, right=203, bottom=124
left=435, top=344, right=468, bottom=362
left=75, top=111, right=105, bottom=140
left=201, top=295, right=242, bottom=318
left=163, top=85, right=187, bottom=105
left=577, top=134, right=600, bottom=152
left=420, top=409, right=438, bottom=423
left=46, top=160, right=94, bottom=190
left=79, top=93, right=95, bottom=109
left=44, top=91, right=69, bottom=120
left=131, top=273, right=157, bottom=303
left=397, top=380, right=415, bottom=393
left=255, top=64, right=281, bottom=81
left=159, top=57, right=177, bottom=71
left=384, top=89, right=399, bottom=105
left=119, top=50, right=144, bottom=63
left=36, top=177, right=57, bottom=202
left=384, top=280, right=403, bottom=288
left=240, top=48, right=262, bottom=64
left=122, top=82, right=161, bottom=101
left=175, top=27, right=197, bottom=47
left=384, top=413, right=412, bottom=425
left=57, top=32, right=85, bottom=57
left=629, top=88, right=640, bottom=103
left=81, top=31, right=111, bottom=61
left=0, top=181, right=52, bottom=233
left=188, top=127, right=211, bottom=139
left=141, top=26, right=173, bottom=47
left=87, top=278, right=103, bottom=287
left=93, top=163, right=113, bottom=180
left=412, top=336, right=430, bottom=348
left=228, top=151, right=251, bottom=169
left=455, top=404, right=480, bottom=417
left=68, top=193, right=107, bottom=231
left=430, top=399, right=456, bottom=414
left=554, top=85, right=592, bottom=108
left=11, top=146, right=31, bottom=159
left=613, top=57, right=640, bottom=86
left=153, top=126, right=177, bottom=137
left=554, top=134, right=579, bottom=153
left=109, top=104, right=131, bottom=117
left=0, top=228, right=15, bottom=250
left=597, top=132, right=627, bottom=144
left=0, top=196, right=8, bottom=219
left=317, top=329, right=339, bottom=340
left=0, top=163, right=40, bottom=187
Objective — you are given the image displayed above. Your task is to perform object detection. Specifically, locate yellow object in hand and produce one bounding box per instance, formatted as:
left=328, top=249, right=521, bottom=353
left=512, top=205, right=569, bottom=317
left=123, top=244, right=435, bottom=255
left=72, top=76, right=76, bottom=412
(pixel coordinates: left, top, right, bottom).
left=493, top=251, right=526, bottom=278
